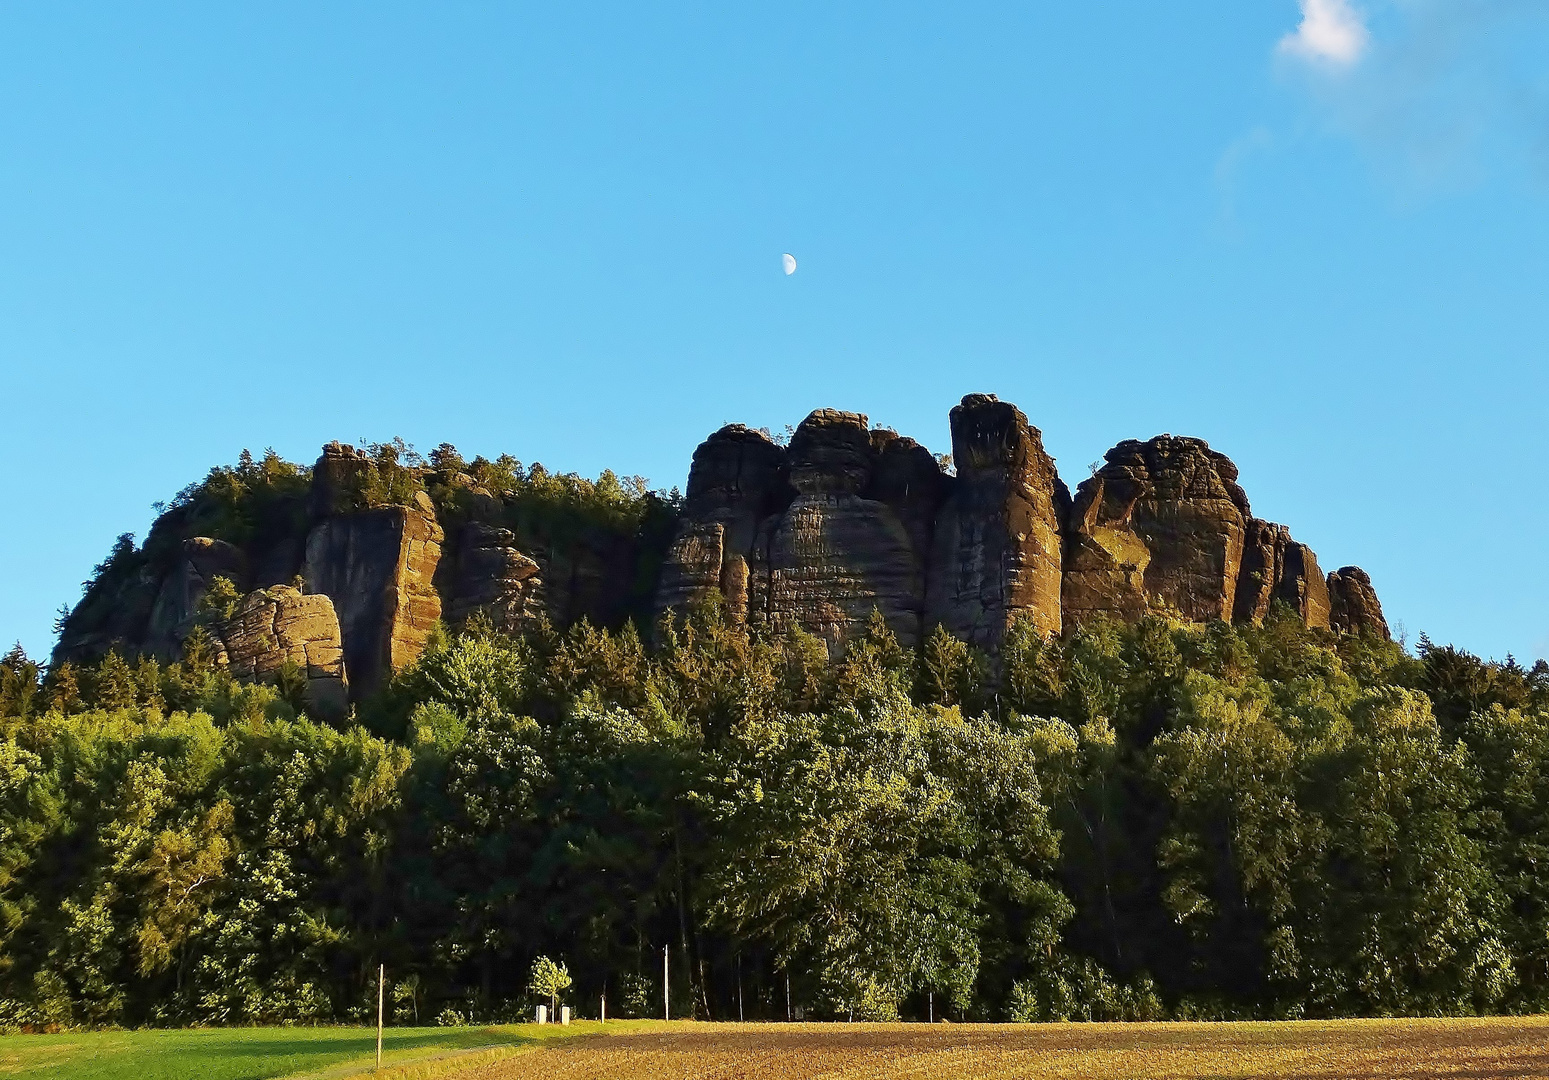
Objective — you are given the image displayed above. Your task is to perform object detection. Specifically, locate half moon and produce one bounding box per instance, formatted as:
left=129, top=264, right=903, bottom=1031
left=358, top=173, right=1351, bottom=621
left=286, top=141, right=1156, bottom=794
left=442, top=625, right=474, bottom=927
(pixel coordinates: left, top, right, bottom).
left=782, top=253, right=797, bottom=275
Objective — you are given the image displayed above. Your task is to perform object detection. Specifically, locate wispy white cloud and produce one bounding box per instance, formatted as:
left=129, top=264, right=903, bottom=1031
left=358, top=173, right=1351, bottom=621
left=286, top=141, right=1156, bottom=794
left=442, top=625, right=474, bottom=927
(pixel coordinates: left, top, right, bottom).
left=1273, top=2, right=1549, bottom=196
left=1279, top=0, right=1370, bottom=66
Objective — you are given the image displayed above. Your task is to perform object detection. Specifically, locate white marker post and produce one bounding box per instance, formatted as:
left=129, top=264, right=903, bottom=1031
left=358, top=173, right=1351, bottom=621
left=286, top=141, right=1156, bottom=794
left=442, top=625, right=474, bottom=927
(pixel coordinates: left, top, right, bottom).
left=663, top=944, right=670, bottom=1021
left=376, top=964, right=384, bottom=1070
left=601, top=990, right=606, bottom=1024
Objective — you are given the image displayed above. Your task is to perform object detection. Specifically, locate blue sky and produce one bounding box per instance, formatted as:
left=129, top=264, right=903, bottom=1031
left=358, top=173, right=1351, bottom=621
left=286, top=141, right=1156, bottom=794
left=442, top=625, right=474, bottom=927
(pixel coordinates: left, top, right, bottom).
left=3, top=2, right=1547, bottom=662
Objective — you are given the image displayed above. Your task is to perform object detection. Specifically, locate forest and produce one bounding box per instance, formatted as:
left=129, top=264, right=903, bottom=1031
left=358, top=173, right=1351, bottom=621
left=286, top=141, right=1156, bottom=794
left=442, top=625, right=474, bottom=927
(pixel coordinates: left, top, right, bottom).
left=5, top=585, right=1549, bottom=1028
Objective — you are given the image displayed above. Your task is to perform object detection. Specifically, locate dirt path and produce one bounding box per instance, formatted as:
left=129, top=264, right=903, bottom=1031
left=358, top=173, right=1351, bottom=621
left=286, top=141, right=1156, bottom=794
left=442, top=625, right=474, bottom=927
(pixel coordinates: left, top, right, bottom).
left=447, top=1017, right=1549, bottom=1080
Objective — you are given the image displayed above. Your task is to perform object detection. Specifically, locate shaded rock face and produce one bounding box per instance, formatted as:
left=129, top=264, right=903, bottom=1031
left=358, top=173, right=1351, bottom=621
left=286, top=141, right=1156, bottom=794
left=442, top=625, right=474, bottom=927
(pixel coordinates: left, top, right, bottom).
left=657, top=410, right=951, bottom=654
left=1234, top=520, right=1331, bottom=630
left=144, top=538, right=248, bottom=659
left=221, top=585, right=348, bottom=717
left=654, top=425, right=791, bottom=617
left=925, top=394, right=1067, bottom=649
left=538, top=534, right=644, bottom=629
left=1065, top=436, right=1250, bottom=627
left=303, top=491, right=444, bottom=700
left=751, top=410, right=942, bottom=652
left=444, top=523, right=544, bottom=632
left=310, top=441, right=376, bottom=517
left=1328, top=566, right=1391, bottom=640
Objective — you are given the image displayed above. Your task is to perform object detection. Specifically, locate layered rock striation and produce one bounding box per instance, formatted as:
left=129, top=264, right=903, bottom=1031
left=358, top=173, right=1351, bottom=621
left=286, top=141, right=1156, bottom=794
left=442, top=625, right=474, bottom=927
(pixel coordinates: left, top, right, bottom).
left=658, top=410, right=949, bottom=652
left=55, top=395, right=1392, bottom=708
left=1328, top=566, right=1389, bottom=639
left=657, top=396, right=1389, bottom=653
left=926, top=395, right=1067, bottom=650
left=223, top=586, right=349, bottom=717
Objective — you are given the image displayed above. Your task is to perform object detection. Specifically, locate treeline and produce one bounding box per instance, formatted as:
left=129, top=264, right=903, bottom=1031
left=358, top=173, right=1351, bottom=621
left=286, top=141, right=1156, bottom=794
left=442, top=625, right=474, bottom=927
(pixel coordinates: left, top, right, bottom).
left=3, top=606, right=1549, bottom=1028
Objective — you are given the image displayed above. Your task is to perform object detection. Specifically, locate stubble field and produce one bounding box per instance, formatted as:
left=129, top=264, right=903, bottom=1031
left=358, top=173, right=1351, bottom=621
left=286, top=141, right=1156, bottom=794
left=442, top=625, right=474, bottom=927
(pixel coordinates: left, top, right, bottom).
left=451, top=1017, right=1549, bottom=1080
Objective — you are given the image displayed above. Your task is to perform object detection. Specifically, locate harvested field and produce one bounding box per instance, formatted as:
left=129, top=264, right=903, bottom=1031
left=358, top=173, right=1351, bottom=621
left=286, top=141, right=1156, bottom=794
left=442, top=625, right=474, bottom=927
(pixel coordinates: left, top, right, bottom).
left=450, top=1017, right=1549, bottom=1080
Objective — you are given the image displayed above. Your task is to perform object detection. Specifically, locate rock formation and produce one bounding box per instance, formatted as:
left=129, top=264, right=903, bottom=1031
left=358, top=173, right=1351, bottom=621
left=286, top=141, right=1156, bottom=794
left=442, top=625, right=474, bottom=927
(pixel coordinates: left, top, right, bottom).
left=443, top=522, right=545, bottom=632
left=54, top=394, right=1393, bottom=704
left=659, top=402, right=1388, bottom=649
left=749, top=409, right=940, bottom=651
left=302, top=490, right=444, bottom=701
left=925, top=394, right=1067, bottom=649
left=144, top=537, right=248, bottom=659
left=653, top=424, right=790, bottom=619
left=1234, top=520, right=1330, bottom=630
left=1064, top=436, right=1250, bottom=627
left=1328, top=566, right=1390, bottom=639
left=221, top=585, right=349, bottom=716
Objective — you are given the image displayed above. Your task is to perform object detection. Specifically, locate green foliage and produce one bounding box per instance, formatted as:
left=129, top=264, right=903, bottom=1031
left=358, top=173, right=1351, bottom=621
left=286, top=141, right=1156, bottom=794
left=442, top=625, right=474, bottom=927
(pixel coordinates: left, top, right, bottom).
left=197, top=577, right=241, bottom=622
left=8, top=603, right=1549, bottom=1026
left=165, top=449, right=311, bottom=548
left=337, top=439, right=428, bottom=511
left=527, top=956, right=572, bottom=1012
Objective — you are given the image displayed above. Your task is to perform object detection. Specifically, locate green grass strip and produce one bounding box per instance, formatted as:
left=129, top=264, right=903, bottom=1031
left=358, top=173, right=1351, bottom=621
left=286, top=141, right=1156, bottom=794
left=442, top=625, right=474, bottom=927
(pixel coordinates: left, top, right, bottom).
left=0, top=1023, right=600, bottom=1080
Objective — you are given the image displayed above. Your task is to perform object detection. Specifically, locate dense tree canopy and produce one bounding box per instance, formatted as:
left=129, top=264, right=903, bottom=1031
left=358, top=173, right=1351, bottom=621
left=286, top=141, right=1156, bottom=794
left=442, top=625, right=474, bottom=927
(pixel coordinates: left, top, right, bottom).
left=3, top=604, right=1549, bottom=1029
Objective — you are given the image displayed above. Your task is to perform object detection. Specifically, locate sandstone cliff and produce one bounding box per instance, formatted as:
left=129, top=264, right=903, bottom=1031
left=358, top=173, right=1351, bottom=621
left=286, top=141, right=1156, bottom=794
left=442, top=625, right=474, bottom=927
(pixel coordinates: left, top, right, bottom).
left=54, top=395, right=1391, bottom=707
left=749, top=409, right=939, bottom=651
left=1064, top=436, right=1250, bottom=626
left=1328, top=566, right=1390, bottom=639
left=222, top=585, right=349, bottom=716
left=302, top=498, right=443, bottom=701
left=925, top=394, right=1067, bottom=650
left=657, top=398, right=1389, bottom=651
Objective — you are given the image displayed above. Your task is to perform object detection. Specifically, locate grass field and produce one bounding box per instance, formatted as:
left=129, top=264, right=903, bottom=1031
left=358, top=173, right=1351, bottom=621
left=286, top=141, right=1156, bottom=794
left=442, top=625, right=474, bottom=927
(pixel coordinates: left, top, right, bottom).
left=451, top=1017, right=1549, bottom=1080
left=0, top=1023, right=595, bottom=1080
left=6, top=1017, right=1549, bottom=1079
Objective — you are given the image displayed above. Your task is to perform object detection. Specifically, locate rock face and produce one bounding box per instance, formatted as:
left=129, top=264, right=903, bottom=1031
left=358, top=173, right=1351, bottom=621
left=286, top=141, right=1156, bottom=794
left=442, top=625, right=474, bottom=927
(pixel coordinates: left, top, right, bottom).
left=144, top=538, right=248, bottom=658
left=654, top=424, right=791, bottom=619
left=1328, top=566, right=1391, bottom=639
left=443, top=523, right=544, bottom=632
left=1064, top=436, right=1250, bottom=627
left=925, top=395, right=1067, bottom=649
left=750, top=410, right=942, bottom=651
left=654, top=410, right=955, bottom=652
left=221, top=585, right=349, bottom=716
left=654, top=399, right=1385, bottom=654
left=303, top=492, right=444, bottom=700
left=57, top=397, right=1393, bottom=697
left=1234, top=519, right=1331, bottom=629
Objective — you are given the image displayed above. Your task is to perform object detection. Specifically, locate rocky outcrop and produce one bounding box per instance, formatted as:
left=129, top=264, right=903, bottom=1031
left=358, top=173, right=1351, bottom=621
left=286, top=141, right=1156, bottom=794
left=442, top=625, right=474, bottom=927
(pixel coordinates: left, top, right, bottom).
left=144, top=538, right=248, bottom=658
left=656, top=401, right=1385, bottom=653
left=1234, top=519, right=1331, bottom=629
left=749, top=410, right=941, bottom=651
left=1064, top=436, right=1249, bottom=627
left=310, top=441, right=377, bottom=517
left=57, top=398, right=1393, bottom=694
left=925, top=395, right=1066, bottom=649
left=221, top=585, right=348, bottom=716
left=1328, top=566, right=1390, bottom=640
left=303, top=487, right=444, bottom=701
left=443, top=523, right=544, bottom=632
left=654, top=424, right=791, bottom=620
